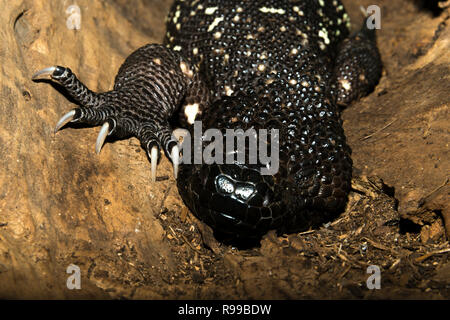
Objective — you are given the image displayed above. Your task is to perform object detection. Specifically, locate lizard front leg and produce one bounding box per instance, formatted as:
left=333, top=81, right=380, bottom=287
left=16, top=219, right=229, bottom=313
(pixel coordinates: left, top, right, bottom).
left=332, top=18, right=382, bottom=106
left=33, top=44, right=210, bottom=181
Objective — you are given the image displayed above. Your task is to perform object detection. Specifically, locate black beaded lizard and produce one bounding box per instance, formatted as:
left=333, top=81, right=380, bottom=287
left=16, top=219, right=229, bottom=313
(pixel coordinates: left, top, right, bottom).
left=33, top=0, right=381, bottom=244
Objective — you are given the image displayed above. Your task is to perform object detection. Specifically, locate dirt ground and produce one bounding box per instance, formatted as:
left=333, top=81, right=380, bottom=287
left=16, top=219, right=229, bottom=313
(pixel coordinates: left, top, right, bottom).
left=0, top=0, right=448, bottom=299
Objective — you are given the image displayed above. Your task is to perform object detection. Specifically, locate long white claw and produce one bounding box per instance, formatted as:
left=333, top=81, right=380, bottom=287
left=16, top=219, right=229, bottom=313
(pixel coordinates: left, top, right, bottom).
left=32, top=66, right=57, bottom=80
left=150, top=145, right=158, bottom=182
left=95, top=122, right=110, bottom=154
left=171, top=145, right=180, bottom=180
left=54, top=110, right=76, bottom=133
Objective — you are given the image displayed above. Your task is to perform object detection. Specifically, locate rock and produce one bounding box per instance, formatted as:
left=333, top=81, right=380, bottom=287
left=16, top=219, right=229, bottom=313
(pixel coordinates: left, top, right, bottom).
left=342, top=0, right=450, bottom=238
left=1, top=0, right=178, bottom=299
left=421, top=220, right=446, bottom=244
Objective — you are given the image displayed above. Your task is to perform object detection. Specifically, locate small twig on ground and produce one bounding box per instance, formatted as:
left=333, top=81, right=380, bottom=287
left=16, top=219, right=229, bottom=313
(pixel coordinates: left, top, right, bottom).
left=415, top=248, right=450, bottom=263
left=168, top=225, right=179, bottom=241
left=339, top=265, right=352, bottom=280
left=361, top=118, right=396, bottom=140
left=389, top=258, right=402, bottom=270
left=297, top=229, right=315, bottom=236
left=336, top=250, right=366, bottom=268
left=179, top=231, right=205, bottom=255
left=363, top=237, right=398, bottom=255
left=419, top=177, right=449, bottom=206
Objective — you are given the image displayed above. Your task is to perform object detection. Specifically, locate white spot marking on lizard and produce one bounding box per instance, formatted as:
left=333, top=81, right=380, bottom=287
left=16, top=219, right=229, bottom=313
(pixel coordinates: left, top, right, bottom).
left=225, top=86, right=234, bottom=96
left=318, top=29, right=330, bottom=44
left=180, top=61, right=193, bottom=78
left=259, top=7, right=286, bottom=14
left=207, top=16, right=224, bottom=32
left=340, top=79, right=352, bottom=91
left=172, top=10, right=181, bottom=23
left=184, top=103, right=200, bottom=124
left=293, top=6, right=304, bottom=16
left=205, top=7, right=218, bottom=15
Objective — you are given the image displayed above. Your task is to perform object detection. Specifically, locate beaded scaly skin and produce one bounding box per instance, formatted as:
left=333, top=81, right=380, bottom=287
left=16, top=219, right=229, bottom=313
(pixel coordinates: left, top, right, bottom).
left=33, top=0, right=381, bottom=244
